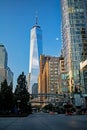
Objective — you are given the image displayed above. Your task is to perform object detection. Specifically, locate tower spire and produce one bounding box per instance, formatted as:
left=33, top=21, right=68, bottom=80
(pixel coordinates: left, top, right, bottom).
left=32, top=11, right=40, bottom=28
left=36, top=15, right=38, bottom=25
left=35, top=11, right=38, bottom=25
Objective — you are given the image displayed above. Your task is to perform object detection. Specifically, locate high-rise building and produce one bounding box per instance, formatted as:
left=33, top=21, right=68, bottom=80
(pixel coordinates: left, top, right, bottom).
left=0, top=44, right=13, bottom=89
left=7, top=66, right=13, bottom=86
left=28, top=18, right=43, bottom=93
left=58, top=56, right=68, bottom=94
left=32, top=83, right=38, bottom=96
left=61, top=0, right=87, bottom=93
left=0, top=44, right=8, bottom=68
left=38, top=55, right=59, bottom=103
left=80, top=28, right=87, bottom=93
left=39, top=55, right=59, bottom=94
left=80, top=60, right=87, bottom=93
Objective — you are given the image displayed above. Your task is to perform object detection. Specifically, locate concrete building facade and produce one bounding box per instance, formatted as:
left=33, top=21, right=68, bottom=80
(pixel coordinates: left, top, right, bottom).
left=38, top=55, right=59, bottom=102
left=58, top=56, right=68, bottom=94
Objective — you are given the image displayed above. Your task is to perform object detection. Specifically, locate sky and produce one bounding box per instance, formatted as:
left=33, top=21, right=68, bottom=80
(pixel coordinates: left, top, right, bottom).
left=0, top=0, right=61, bottom=91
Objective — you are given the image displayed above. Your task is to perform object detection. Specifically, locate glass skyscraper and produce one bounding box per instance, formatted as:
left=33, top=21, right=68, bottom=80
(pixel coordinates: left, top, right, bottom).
left=29, top=19, right=43, bottom=93
left=0, top=44, right=8, bottom=68
left=61, top=0, right=87, bottom=92
left=0, top=44, right=13, bottom=89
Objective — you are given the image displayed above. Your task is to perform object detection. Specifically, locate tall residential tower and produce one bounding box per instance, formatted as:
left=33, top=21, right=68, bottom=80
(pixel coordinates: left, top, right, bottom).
left=28, top=18, right=43, bottom=93
left=61, top=0, right=87, bottom=92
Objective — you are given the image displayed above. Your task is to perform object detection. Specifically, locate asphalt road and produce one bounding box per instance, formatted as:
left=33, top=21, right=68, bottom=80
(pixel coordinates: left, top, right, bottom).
left=0, top=112, right=87, bottom=130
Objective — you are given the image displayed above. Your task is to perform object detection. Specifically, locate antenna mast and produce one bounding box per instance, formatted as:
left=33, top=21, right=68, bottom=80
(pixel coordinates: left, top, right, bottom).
left=35, top=11, right=38, bottom=25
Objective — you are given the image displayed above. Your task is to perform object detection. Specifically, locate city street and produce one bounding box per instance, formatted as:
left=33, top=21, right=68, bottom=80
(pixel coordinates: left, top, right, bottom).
left=0, top=112, right=87, bottom=130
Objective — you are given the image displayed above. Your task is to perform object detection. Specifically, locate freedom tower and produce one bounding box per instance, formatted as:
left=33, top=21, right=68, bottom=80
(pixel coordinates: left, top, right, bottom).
left=28, top=17, right=43, bottom=93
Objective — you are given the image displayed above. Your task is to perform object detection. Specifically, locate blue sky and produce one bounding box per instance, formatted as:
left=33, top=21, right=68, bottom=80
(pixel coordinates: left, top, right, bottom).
left=0, top=0, right=61, bottom=90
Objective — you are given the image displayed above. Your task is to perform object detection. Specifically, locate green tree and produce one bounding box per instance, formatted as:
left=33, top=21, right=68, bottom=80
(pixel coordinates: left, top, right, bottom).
left=0, top=79, right=13, bottom=112
left=14, top=72, right=31, bottom=113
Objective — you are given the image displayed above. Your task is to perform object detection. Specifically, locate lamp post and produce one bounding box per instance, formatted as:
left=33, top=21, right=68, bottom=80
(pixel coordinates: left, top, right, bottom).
left=17, top=100, right=21, bottom=112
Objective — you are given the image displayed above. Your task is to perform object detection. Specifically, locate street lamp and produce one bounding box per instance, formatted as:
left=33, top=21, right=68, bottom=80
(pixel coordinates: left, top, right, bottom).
left=17, top=100, right=21, bottom=111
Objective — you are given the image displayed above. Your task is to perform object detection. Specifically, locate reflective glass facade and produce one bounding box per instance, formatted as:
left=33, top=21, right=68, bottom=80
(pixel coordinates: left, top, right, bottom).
left=0, top=44, right=13, bottom=89
left=29, top=24, right=43, bottom=93
left=0, top=44, right=8, bottom=68
left=61, top=0, right=87, bottom=91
